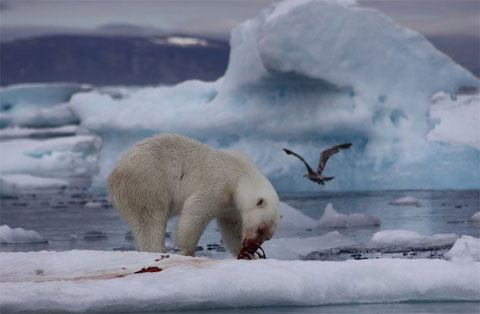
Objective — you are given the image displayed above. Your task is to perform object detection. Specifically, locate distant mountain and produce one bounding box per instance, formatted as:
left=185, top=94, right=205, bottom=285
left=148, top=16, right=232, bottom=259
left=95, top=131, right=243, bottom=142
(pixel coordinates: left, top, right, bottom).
left=0, top=33, right=477, bottom=87
left=0, top=35, right=230, bottom=86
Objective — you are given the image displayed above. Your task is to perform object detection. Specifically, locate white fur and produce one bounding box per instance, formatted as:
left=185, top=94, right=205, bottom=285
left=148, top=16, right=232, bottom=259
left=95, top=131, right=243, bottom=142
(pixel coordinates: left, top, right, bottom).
left=108, top=134, right=280, bottom=256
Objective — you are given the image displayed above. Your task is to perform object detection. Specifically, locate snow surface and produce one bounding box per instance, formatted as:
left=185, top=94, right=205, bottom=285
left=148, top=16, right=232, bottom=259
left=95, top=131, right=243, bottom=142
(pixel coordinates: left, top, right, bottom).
left=0, top=225, right=47, bottom=244
left=444, top=235, right=480, bottom=262
left=0, top=174, right=68, bottom=197
left=1, top=250, right=478, bottom=313
left=0, top=0, right=479, bottom=191
left=317, top=203, right=380, bottom=228
left=366, top=230, right=458, bottom=251
left=389, top=196, right=421, bottom=206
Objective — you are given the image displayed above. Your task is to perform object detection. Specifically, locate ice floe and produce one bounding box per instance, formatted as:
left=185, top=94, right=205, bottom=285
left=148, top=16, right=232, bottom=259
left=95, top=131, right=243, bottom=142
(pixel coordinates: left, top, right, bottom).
left=366, top=230, right=458, bottom=251
left=317, top=203, right=380, bottom=228
left=0, top=225, right=47, bottom=244
left=389, top=196, right=421, bottom=206
left=0, top=250, right=478, bottom=313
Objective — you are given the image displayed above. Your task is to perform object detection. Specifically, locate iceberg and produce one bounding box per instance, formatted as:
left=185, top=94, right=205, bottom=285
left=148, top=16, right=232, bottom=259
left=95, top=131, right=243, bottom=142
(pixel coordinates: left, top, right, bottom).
left=469, top=211, right=480, bottom=223
left=1, top=0, right=479, bottom=191
left=1, top=250, right=479, bottom=312
left=317, top=203, right=380, bottom=228
left=0, top=225, right=47, bottom=244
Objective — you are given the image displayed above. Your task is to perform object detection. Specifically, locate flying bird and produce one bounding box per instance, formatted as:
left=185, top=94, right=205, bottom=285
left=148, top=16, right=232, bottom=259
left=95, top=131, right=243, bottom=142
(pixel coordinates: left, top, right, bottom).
left=283, top=143, right=352, bottom=185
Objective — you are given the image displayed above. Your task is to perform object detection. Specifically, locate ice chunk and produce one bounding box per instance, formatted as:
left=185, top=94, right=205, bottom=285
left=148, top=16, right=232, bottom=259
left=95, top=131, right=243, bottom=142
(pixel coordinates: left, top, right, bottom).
left=317, top=203, right=380, bottom=228
left=428, top=91, right=480, bottom=150
left=1, top=250, right=479, bottom=312
left=469, top=211, right=480, bottom=223
left=389, top=196, right=421, bottom=206
left=444, top=235, right=480, bottom=262
left=0, top=174, right=68, bottom=197
left=0, top=225, right=47, bottom=244
left=367, top=230, right=458, bottom=251
left=264, top=231, right=357, bottom=260
left=275, top=201, right=317, bottom=237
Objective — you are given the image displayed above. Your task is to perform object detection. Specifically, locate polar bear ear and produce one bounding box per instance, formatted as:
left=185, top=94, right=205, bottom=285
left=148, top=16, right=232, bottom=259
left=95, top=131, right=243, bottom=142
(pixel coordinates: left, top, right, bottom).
left=256, top=198, right=265, bottom=207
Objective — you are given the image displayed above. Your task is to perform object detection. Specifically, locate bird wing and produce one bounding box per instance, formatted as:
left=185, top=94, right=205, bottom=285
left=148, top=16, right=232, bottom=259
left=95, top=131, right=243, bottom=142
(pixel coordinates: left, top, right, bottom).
left=283, top=148, right=315, bottom=175
left=317, top=143, right=352, bottom=174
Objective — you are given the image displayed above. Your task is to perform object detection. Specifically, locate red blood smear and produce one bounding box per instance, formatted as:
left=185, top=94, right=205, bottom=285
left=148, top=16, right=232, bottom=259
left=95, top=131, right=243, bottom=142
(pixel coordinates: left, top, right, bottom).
left=134, top=266, right=163, bottom=274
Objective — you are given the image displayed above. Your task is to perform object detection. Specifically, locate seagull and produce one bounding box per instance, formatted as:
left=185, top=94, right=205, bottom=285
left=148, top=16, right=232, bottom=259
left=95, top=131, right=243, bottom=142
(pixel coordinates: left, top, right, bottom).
left=283, top=143, right=352, bottom=185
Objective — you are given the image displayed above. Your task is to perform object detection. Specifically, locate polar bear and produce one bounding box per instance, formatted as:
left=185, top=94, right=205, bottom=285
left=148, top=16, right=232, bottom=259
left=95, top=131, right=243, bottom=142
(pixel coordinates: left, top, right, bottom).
left=108, top=134, right=280, bottom=256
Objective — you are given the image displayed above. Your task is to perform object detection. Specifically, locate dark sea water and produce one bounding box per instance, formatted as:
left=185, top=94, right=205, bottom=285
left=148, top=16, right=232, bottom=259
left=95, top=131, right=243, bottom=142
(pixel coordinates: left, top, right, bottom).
left=1, top=188, right=478, bottom=254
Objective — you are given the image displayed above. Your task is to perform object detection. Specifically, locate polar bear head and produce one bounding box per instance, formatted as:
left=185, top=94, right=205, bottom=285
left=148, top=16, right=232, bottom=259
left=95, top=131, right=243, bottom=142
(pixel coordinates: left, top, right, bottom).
left=234, top=172, right=280, bottom=248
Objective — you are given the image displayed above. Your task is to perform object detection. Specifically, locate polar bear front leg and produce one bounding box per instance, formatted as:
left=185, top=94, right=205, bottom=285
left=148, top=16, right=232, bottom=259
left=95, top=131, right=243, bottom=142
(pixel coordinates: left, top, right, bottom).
left=217, top=215, right=243, bottom=256
left=176, top=193, right=219, bottom=256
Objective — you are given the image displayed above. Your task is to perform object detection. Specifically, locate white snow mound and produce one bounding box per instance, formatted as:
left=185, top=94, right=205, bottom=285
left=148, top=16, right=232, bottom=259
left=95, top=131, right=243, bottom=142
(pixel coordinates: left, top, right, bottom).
left=1, top=250, right=479, bottom=312
left=0, top=225, right=47, bottom=244
left=367, top=230, right=458, bottom=250
left=317, top=203, right=380, bottom=228
left=444, top=235, right=480, bottom=263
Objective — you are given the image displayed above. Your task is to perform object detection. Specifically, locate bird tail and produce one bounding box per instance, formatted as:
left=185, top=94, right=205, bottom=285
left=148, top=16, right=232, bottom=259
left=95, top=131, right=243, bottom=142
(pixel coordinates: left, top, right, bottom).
left=324, top=176, right=335, bottom=181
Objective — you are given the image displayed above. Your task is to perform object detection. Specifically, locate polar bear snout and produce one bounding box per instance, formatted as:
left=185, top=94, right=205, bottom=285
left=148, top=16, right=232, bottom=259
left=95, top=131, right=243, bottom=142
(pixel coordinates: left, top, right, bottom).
left=243, top=223, right=274, bottom=246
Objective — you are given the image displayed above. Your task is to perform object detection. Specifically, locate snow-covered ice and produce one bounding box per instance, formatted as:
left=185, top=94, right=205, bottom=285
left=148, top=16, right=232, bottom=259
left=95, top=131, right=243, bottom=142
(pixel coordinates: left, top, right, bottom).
left=366, top=230, right=458, bottom=251
left=317, top=203, right=380, bottom=228
left=0, top=250, right=478, bottom=313
left=1, top=0, right=478, bottom=191
left=444, top=235, right=480, bottom=262
left=389, top=196, right=421, bottom=206
left=0, top=225, right=47, bottom=244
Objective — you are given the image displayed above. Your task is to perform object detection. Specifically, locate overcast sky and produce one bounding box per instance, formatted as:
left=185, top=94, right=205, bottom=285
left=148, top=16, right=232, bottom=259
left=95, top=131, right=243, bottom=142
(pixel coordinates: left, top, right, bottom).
left=1, top=0, right=479, bottom=41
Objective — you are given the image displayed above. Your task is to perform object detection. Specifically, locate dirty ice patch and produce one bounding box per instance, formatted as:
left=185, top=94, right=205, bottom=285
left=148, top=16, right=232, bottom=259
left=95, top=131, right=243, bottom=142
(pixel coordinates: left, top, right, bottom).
left=0, top=225, right=47, bottom=244
left=1, top=250, right=479, bottom=313
left=444, top=235, right=480, bottom=263
left=317, top=203, right=380, bottom=228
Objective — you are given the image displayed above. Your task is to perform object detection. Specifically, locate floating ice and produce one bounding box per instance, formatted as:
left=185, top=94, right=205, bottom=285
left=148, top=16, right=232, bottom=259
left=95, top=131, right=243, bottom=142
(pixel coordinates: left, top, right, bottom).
left=468, top=211, right=480, bottom=223
left=366, top=230, right=458, bottom=251
left=1, top=250, right=478, bottom=312
left=0, top=174, right=68, bottom=197
left=444, top=235, right=480, bottom=262
left=264, top=231, right=356, bottom=260
left=0, top=225, right=47, bottom=244
left=389, top=196, right=421, bottom=206
left=275, top=201, right=317, bottom=237
left=317, top=203, right=380, bottom=228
